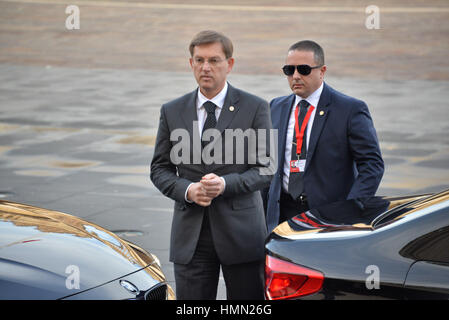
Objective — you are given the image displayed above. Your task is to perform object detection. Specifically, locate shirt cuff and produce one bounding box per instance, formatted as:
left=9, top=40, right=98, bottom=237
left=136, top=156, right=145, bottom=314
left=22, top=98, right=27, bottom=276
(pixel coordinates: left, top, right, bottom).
left=185, top=183, right=194, bottom=203
left=220, top=177, right=226, bottom=194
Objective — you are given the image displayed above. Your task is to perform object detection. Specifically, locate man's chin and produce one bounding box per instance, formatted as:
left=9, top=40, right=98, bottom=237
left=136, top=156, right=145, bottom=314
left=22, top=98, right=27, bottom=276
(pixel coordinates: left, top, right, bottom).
left=200, top=81, right=213, bottom=87
left=292, top=88, right=308, bottom=98
left=199, top=80, right=214, bottom=88
left=198, top=81, right=219, bottom=92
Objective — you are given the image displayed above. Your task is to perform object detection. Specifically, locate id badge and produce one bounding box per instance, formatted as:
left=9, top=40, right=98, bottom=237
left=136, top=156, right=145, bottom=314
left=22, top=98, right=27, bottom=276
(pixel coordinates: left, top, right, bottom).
left=290, top=159, right=306, bottom=173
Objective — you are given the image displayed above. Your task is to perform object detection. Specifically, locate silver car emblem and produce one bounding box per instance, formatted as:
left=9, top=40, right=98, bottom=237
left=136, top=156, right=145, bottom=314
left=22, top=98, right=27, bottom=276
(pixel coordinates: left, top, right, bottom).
left=120, top=280, right=140, bottom=295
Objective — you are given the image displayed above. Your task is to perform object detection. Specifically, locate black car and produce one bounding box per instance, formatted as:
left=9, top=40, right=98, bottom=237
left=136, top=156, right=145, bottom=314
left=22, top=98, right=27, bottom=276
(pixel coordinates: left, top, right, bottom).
left=0, top=200, right=175, bottom=300
left=265, top=189, right=449, bottom=300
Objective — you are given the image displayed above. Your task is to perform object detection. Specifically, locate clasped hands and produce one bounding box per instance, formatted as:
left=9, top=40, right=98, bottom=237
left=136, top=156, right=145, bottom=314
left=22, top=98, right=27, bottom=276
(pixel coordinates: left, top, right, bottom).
left=186, top=173, right=224, bottom=207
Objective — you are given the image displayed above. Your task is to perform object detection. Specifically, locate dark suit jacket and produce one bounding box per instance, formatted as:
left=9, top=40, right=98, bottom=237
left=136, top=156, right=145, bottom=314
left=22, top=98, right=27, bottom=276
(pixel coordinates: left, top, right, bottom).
left=265, top=82, right=384, bottom=231
left=150, top=83, right=274, bottom=265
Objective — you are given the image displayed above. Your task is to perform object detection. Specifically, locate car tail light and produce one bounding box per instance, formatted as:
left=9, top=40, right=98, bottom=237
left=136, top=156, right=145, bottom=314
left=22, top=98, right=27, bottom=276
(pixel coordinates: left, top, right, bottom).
left=265, top=255, right=324, bottom=300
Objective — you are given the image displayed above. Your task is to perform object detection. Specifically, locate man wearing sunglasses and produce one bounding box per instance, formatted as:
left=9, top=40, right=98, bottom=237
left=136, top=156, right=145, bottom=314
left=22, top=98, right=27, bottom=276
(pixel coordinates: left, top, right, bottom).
left=264, top=40, right=384, bottom=232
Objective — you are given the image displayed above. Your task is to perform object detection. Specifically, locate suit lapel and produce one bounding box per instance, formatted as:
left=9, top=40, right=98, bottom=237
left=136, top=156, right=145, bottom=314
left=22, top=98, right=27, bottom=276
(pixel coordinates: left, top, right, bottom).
left=278, top=94, right=296, bottom=171
left=201, top=83, right=239, bottom=171
left=204, top=83, right=239, bottom=173
left=214, top=83, right=240, bottom=135
left=204, top=83, right=240, bottom=153
left=181, top=89, right=202, bottom=162
left=306, top=83, right=331, bottom=170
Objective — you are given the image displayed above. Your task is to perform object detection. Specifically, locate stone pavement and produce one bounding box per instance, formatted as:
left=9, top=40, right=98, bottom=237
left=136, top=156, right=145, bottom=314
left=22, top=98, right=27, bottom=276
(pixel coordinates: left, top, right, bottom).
left=0, top=0, right=448, bottom=299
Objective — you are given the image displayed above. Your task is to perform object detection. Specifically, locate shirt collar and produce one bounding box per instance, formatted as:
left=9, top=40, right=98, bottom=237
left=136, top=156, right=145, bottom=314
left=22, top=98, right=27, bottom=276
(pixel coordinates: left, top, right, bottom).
left=197, top=82, right=228, bottom=110
left=294, top=82, right=324, bottom=108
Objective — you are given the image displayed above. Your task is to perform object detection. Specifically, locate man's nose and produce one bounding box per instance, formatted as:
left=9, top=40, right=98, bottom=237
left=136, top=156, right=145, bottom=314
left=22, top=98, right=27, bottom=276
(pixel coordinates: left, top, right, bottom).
left=202, top=60, right=212, bottom=71
left=293, top=68, right=302, bottom=79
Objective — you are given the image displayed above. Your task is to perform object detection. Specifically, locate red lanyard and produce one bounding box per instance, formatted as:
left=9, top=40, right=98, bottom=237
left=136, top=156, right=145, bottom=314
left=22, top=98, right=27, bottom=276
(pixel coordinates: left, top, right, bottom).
left=294, top=104, right=315, bottom=156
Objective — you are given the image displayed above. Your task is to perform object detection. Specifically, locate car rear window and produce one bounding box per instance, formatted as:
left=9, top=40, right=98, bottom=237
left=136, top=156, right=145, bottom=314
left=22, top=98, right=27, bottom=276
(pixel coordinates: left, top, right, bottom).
left=373, top=192, right=448, bottom=229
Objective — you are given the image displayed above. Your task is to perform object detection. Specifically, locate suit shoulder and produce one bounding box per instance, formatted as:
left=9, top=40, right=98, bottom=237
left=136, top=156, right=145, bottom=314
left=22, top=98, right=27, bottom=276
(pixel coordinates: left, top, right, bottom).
left=269, top=94, right=293, bottom=110
left=234, top=87, right=267, bottom=106
left=328, top=86, right=366, bottom=109
left=162, top=90, right=195, bottom=110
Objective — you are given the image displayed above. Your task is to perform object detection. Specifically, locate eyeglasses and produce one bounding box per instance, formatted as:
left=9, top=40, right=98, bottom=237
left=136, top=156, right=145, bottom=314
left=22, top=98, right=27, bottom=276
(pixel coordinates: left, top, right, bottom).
left=192, top=57, right=227, bottom=67
left=282, top=64, right=323, bottom=76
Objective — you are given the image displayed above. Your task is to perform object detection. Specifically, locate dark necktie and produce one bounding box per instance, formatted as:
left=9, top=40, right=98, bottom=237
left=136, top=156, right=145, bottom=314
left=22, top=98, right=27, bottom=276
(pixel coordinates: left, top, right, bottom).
left=288, top=99, right=309, bottom=200
left=202, top=101, right=217, bottom=148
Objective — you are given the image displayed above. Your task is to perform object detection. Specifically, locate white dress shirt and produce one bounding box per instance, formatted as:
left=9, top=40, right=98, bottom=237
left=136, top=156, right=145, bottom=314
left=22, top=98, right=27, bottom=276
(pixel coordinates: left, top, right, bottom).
left=196, top=82, right=228, bottom=137
left=282, top=82, right=324, bottom=192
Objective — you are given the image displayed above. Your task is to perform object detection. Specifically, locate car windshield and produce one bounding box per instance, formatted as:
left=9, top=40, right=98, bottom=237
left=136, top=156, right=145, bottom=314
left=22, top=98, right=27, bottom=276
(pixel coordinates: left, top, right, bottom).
left=372, top=190, right=449, bottom=229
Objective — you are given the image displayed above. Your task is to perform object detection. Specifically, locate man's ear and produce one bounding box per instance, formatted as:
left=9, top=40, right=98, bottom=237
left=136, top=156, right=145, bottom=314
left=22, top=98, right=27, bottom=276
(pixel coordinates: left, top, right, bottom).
left=320, top=65, right=327, bottom=80
left=227, top=57, right=235, bottom=73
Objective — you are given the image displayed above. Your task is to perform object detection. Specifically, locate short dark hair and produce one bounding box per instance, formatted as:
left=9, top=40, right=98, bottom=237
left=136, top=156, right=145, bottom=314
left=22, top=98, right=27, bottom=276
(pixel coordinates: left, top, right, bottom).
left=189, top=30, right=233, bottom=59
left=288, top=40, right=325, bottom=66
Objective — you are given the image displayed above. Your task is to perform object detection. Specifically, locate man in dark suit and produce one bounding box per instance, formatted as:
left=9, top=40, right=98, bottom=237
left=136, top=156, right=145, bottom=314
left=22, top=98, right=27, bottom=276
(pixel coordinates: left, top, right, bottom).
left=265, top=40, right=384, bottom=232
left=150, top=30, right=274, bottom=299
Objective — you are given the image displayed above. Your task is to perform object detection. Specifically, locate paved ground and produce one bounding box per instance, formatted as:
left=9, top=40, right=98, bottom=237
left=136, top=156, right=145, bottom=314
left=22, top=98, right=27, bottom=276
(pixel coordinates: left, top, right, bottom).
left=0, top=0, right=448, bottom=299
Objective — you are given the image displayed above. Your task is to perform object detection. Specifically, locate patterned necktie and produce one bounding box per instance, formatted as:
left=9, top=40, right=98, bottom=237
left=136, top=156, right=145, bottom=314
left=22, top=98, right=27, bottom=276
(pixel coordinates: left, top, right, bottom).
left=202, top=101, right=217, bottom=148
left=288, top=99, right=310, bottom=200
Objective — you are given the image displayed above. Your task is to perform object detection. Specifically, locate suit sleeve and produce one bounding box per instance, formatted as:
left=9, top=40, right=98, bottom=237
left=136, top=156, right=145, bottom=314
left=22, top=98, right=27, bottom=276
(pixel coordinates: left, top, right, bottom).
left=150, top=104, right=192, bottom=203
left=347, top=102, right=384, bottom=199
left=221, top=100, right=276, bottom=196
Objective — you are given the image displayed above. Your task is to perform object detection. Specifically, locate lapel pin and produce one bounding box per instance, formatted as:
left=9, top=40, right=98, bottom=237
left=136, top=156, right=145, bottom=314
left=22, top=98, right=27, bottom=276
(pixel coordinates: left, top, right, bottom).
left=319, top=110, right=325, bottom=116
left=229, top=106, right=235, bottom=112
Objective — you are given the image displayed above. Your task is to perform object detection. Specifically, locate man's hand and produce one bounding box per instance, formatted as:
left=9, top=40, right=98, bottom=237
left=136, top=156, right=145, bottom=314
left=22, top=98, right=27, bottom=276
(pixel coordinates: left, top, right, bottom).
left=187, top=182, right=213, bottom=207
left=201, top=173, right=225, bottom=199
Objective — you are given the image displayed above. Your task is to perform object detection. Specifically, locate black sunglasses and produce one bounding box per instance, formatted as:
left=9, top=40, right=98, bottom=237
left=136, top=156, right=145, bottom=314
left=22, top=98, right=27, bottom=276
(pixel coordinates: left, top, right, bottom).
left=282, top=64, right=323, bottom=76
